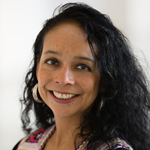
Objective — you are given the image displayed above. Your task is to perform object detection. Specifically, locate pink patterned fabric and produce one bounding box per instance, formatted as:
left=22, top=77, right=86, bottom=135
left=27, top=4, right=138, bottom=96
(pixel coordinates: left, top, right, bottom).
left=17, top=124, right=133, bottom=150
left=25, top=128, right=45, bottom=143
left=17, top=125, right=56, bottom=150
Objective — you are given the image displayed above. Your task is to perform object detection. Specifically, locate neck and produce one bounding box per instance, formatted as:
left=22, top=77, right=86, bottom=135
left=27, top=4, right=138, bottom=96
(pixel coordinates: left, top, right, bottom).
left=55, top=115, right=81, bottom=142
left=50, top=115, right=86, bottom=150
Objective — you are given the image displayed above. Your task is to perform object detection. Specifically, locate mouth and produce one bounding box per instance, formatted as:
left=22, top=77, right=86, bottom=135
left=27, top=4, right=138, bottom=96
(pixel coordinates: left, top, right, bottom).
left=50, top=91, right=79, bottom=103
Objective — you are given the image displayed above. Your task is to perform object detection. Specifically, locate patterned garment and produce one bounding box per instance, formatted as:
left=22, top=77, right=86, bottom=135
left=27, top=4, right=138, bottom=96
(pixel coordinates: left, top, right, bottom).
left=16, top=125, right=133, bottom=150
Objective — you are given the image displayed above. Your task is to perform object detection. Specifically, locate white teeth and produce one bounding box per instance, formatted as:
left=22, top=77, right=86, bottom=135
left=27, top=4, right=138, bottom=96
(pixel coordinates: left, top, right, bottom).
left=53, top=91, right=76, bottom=99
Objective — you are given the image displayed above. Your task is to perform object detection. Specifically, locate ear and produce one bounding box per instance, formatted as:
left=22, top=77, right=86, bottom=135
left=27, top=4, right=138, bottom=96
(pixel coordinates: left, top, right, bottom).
left=99, top=80, right=105, bottom=94
left=100, top=86, right=105, bottom=93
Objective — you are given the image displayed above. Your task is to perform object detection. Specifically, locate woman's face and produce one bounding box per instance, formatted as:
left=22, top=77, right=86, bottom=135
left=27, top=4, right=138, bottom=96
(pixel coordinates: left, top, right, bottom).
left=36, top=22, right=100, bottom=119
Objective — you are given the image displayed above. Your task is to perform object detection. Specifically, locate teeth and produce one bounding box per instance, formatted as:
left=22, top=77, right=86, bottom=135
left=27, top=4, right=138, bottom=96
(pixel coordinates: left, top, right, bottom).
left=53, top=91, right=76, bottom=99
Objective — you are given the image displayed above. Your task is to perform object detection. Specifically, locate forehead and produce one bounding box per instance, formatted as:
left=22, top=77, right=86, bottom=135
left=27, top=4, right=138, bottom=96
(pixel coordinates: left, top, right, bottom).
left=42, top=22, right=94, bottom=57
left=44, top=22, right=87, bottom=42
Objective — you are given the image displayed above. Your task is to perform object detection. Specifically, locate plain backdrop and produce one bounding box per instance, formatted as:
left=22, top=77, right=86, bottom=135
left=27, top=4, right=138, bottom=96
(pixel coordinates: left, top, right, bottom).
left=0, top=0, right=150, bottom=149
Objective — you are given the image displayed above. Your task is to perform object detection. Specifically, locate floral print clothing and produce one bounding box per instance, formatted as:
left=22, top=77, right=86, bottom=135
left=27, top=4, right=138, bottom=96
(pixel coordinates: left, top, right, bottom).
left=14, top=124, right=133, bottom=150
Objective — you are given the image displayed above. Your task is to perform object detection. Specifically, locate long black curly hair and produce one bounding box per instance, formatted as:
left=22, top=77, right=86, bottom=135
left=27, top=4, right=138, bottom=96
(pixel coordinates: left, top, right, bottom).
left=21, top=3, right=150, bottom=150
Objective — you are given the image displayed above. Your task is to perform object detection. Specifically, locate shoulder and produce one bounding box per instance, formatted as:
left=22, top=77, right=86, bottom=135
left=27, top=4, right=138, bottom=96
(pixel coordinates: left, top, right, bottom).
left=13, top=124, right=56, bottom=150
left=12, top=140, right=22, bottom=150
left=94, top=137, right=133, bottom=150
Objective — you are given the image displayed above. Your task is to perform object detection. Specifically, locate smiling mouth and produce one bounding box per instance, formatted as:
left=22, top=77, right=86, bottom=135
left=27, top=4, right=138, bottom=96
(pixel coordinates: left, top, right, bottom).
left=50, top=91, right=78, bottom=100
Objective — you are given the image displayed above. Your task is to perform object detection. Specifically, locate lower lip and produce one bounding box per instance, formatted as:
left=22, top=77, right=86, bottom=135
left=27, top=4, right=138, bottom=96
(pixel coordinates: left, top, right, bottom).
left=50, top=92, right=79, bottom=104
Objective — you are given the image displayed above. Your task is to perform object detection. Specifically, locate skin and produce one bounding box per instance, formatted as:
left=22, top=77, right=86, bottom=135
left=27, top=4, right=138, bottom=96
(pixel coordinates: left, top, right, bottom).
left=36, top=22, right=100, bottom=150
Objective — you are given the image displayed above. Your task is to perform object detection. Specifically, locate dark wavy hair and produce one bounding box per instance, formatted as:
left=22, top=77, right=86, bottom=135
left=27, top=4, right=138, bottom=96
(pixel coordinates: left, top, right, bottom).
left=21, top=3, right=150, bottom=150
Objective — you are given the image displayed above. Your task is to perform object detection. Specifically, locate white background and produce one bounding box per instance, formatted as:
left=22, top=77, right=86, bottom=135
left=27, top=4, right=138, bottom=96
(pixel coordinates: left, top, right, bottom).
left=0, top=0, right=150, bottom=149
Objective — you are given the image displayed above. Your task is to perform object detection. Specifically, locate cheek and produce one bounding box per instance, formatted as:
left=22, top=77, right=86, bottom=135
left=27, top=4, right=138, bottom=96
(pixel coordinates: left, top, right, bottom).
left=79, top=75, right=100, bottom=93
left=37, top=68, right=52, bottom=86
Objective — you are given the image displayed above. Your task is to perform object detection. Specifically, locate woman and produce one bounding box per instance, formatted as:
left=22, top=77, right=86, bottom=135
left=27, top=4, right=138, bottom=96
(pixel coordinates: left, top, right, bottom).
left=13, top=3, right=150, bottom=150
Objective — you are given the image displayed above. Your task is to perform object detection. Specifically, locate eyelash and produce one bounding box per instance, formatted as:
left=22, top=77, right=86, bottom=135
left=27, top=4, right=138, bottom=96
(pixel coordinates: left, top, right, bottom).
left=45, top=59, right=91, bottom=71
left=76, top=64, right=91, bottom=71
left=46, top=59, right=58, bottom=65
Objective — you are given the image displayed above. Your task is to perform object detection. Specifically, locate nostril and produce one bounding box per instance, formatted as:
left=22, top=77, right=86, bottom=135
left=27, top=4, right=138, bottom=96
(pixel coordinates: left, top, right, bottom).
left=54, top=74, right=75, bottom=86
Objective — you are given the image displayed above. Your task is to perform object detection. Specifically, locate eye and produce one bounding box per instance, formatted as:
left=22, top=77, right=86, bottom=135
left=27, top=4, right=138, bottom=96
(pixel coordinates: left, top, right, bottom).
left=46, top=59, right=58, bottom=65
left=76, top=64, right=91, bottom=71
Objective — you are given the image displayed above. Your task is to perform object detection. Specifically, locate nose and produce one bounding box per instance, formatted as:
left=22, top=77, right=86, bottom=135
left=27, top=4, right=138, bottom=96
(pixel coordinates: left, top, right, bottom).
left=54, top=66, right=75, bottom=86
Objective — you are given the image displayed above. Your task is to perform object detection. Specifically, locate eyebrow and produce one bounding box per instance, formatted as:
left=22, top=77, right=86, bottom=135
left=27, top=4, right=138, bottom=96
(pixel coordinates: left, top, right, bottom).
left=44, top=50, right=61, bottom=56
left=73, top=56, right=95, bottom=63
left=44, top=50, right=95, bottom=63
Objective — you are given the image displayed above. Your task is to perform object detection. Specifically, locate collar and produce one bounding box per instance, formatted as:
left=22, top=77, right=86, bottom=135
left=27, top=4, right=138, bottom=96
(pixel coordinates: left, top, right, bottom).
left=17, top=124, right=56, bottom=150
